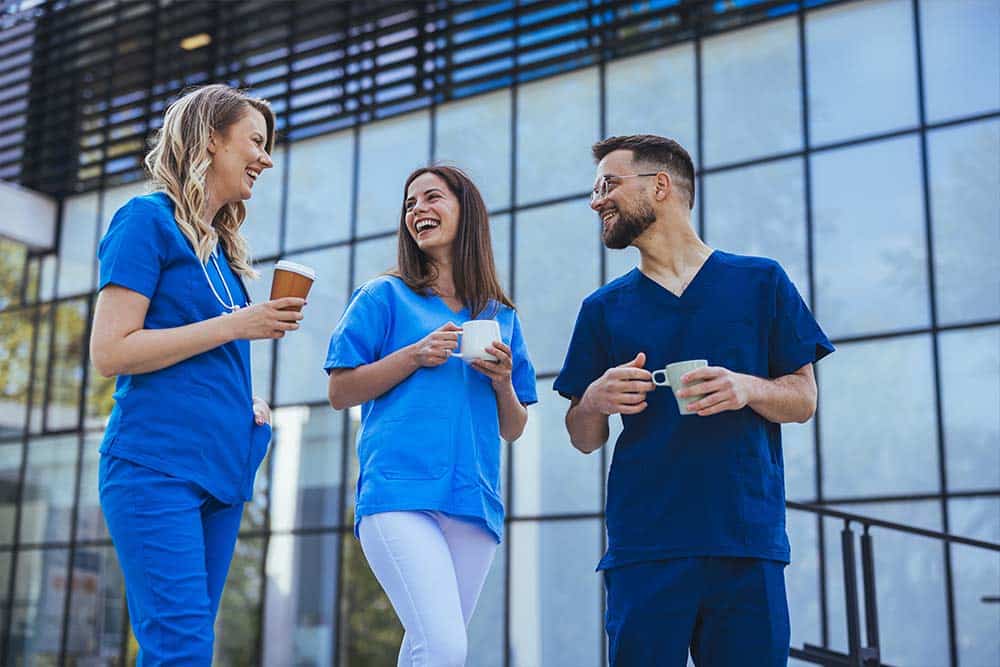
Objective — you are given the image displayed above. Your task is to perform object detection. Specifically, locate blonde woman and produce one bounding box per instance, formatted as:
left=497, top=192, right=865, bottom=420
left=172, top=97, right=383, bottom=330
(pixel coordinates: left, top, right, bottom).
left=90, top=84, right=304, bottom=664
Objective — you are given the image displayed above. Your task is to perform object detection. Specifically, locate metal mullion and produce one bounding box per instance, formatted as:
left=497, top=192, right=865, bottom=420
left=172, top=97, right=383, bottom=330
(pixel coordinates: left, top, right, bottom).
left=595, top=3, right=608, bottom=662
left=818, top=489, right=1000, bottom=506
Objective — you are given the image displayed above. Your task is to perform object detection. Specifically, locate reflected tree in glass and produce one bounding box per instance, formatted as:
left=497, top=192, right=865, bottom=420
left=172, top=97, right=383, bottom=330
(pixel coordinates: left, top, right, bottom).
left=339, top=534, right=403, bottom=666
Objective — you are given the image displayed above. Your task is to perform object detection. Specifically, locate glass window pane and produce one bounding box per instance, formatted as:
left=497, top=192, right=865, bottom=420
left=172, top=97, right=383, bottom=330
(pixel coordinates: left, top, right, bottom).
left=784, top=420, right=816, bottom=502
left=806, top=0, right=918, bottom=145
left=949, top=498, right=1000, bottom=667
left=513, top=379, right=602, bottom=516
left=47, top=298, right=89, bottom=430
left=812, top=137, right=929, bottom=338
left=352, top=234, right=397, bottom=289
left=510, top=519, right=602, bottom=667
left=21, top=434, right=78, bottom=544
left=246, top=261, right=274, bottom=403
left=214, top=537, right=264, bottom=667
left=819, top=335, right=938, bottom=498
left=263, top=532, right=339, bottom=667
left=64, top=545, right=126, bottom=665
left=786, top=509, right=821, bottom=654
left=467, top=540, right=505, bottom=667
left=38, top=254, right=56, bottom=303
left=606, top=43, right=698, bottom=166
left=0, top=307, right=34, bottom=437
left=357, top=111, right=430, bottom=237
left=338, top=533, right=403, bottom=665
left=704, top=158, right=810, bottom=303
left=86, top=358, right=115, bottom=430
left=491, top=213, right=511, bottom=294
left=939, top=326, right=1000, bottom=491
left=98, top=180, right=152, bottom=238
left=920, top=0, right=1000, bottom=124
left=0, top=552, right=9, bottom=649
left=0, top=442, right=23, bottom=545
left=270, top=405, right=344, bottom=531
left=928, top=119, right=1000, bottom=325
left=703, top=17, right=801, bottom=167
left=823, top=502, right=947, bottom=666
left=515, top=199, right=600, bottom=374
left=435, top=89, right=512, bottom=211
left=56, top=193, right=99, bottom=297
left=75, top=432, right=106, bottom=542
left=274, top=246, right=349, bottom=405
left=6, top=548, right=69, bottom=665
left=0, top=238, right=28, bottom=309
left=29, top=304, right=51, bottom=433
left=243, top=143, right=285, bottom=260
left=286, top=130, right=355, bottom=250
left=516, top=68, right=599, bottom=205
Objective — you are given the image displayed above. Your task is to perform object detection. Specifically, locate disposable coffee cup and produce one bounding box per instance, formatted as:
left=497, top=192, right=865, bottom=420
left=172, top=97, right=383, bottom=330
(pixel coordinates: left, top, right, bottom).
left=652, top=359, right=708, bottom=416
left=270, top=260, right=316, bottom=312
left=451, top=319, right=501, bottom=362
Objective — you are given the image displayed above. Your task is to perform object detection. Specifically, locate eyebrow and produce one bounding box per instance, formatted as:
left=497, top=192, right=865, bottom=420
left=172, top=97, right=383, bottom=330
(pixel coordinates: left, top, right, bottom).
left=405, top=187, right=444, bottom=203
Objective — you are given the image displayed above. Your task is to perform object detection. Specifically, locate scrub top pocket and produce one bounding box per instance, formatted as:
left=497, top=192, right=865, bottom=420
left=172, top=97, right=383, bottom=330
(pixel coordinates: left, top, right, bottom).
left=368, top=415, right=453, bottom=480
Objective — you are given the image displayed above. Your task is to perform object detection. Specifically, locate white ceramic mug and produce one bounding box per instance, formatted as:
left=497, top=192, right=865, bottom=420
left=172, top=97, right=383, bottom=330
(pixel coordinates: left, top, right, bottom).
left=651, top=359, right=708, bottom=416
left=452, top=320, right=501, bottom=362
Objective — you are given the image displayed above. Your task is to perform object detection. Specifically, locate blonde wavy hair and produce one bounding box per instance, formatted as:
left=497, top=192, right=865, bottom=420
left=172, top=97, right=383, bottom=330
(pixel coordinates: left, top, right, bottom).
left=144, top=84, right=275, bottom=279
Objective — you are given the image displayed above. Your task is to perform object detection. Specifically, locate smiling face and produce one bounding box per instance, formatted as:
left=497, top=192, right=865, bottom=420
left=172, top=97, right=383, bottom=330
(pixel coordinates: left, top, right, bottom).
left=206, top=107, right=273, bottom=205
left=590, top=149, right=658, bottom=249
left=404, top=171, right=461, bottom=258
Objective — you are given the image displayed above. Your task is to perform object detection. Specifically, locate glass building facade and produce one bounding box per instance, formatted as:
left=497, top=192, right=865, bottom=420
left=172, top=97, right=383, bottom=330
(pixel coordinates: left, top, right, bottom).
left=0, top=0, right=997, bottom=665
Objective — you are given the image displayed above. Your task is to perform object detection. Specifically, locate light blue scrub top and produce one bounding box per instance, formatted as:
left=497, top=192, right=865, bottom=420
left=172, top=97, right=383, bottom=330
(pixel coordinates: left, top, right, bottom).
left=324, top=275, right=537, bottom=542
left=97, top=192, right=271, bottom=504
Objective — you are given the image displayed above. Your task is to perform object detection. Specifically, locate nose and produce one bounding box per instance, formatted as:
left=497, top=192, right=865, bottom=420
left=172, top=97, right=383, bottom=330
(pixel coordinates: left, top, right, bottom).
left=259, top=152, right=274, bottom=169
left=590, top=194, right=604, bottom=211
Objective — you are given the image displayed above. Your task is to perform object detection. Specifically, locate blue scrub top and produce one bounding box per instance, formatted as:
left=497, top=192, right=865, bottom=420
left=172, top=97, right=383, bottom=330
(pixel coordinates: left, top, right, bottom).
left=97, top=192, right=270, bottom=504
left=554, top=251, right=834, bottom=569
left=324, top=275, right=538, bottom=542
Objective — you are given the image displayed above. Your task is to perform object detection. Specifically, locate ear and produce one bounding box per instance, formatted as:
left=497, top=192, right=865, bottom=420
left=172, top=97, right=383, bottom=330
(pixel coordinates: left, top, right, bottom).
left=207, top=132, right=218, bottom=156
left=654, top=171, right=672, bottom=202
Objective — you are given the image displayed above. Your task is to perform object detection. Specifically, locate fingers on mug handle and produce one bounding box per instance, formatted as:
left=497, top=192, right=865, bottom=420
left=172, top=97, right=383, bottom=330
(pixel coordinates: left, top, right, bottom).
left=651, top=370, right=669, bottom=386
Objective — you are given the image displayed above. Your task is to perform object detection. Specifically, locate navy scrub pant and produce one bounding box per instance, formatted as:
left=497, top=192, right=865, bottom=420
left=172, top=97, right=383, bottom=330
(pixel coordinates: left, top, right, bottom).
left=604, top=557, right=790, bottom=667
left=99, top=454, right=244, bottom=666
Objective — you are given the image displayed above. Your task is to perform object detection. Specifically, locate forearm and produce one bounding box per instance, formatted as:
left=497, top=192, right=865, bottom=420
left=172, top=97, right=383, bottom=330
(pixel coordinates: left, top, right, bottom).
left=744, top=372, right=816, bottom=423
left=328, top=345, right=420, bottom=410
left=93, top=316, right=235, bottom=377
left=565, top=399, right=609, bottom=454
left=494, top=381, right=528, bottom=442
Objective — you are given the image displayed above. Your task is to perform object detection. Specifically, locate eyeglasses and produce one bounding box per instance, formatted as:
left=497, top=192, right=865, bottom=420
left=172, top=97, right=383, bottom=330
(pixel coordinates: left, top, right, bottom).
left=591, top=173, right=659, bottom=202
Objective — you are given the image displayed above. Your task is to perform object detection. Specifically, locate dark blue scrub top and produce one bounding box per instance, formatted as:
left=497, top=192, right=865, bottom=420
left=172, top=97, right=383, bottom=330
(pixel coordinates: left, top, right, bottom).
left=97, top=192, right=270, bottom=504
left=554, top=251, right=834, bottom=569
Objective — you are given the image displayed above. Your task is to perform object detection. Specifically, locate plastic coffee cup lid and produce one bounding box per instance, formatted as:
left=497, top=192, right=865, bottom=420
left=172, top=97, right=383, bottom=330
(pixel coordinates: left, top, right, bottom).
left=274, top=260, right=316, bottom=280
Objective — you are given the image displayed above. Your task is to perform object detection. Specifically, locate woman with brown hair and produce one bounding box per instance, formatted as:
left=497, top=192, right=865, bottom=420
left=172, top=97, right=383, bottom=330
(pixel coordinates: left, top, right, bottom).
left=325, top=166, right=536, bottom=665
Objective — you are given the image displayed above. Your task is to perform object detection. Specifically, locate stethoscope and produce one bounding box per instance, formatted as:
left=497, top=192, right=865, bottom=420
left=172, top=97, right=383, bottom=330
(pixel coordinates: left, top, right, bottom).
left=200, top=245, right=250, bottom=314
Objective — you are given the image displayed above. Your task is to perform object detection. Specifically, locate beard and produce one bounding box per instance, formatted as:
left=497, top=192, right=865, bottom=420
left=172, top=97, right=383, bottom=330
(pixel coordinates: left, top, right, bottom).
left=600, top=199, right=657, bottom=249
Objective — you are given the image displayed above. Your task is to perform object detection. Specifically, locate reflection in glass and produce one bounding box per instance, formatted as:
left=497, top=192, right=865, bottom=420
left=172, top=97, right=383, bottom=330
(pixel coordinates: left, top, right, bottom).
left=939, top=327, right=1000, bottom=492
left=338, top=533, right=403, bottom=666
left=270, top=405, right=344, bottom=531
left=606, top=44, right=698, bottom=166
left=357, top=111, right=430, bottom=237
left=29, top=304, right=51, bottom=433
left=263, top=533, right=339, bottom=667
left=0, top=443, right=22, bottom=545
left=85, top=360, right=115, bottom=430
left=928, top=120, right=1000, bottom=325
left=949, top=498, right=1000, bottom=667
left=275, top=246, right=349, bottom=405
left=435, top=89, right=512, bottom=211
left=510, top=519, right=602, bottom=667
left=75, top=432, right=106, bottom=542
left=0, top=237, right=28, bottom=309
left=0, top=307, right=34, bottom=437
left=703, top=158, right=810, bottom=303
left=21, top=434, right=78, bottom=544
left=783, top=420, right=815, bottom=502
left=513, top=379, right=602, bottom=516
left=246, top=262, right=275, bottom=403
left=56, top=193, right=99, bottom=297
left=214, top=537, right=263, bottom=667
left=243, top=144, right=286, bottom=260
left=6, top=548, right=68, bottom=666
left=515, top=199, right=600, bottom=374
left=63, top=546, right=126, bottom=666
left=919, top=0, right=1000, bottom=124
left=823, top=502, right=947, bottom=666
left=819, top=336, right=938, bottom=498
left=48, top=299, right=89, bottom=431
left=785, top=509, right=821, bottom=654
left=812, top=137, right=929, bottom=338
left=702, top=18, right=801, bottom=166
left=806, top=0, right=917, bottom=145
left=516, top=68, right=599, bottom=205
left=286, top=130, right=355, bottom=250
left=467, top=540, right=505, bottom=667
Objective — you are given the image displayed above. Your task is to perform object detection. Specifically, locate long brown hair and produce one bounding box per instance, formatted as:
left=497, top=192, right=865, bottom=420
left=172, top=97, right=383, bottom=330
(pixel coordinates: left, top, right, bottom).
left=144, top=84, right=275, bottom=279
left=391, top=165, right=513, bottom=318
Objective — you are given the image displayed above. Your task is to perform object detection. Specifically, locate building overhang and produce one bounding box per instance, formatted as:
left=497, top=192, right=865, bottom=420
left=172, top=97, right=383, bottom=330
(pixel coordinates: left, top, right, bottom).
left=0, top=180, right=57, bottom=251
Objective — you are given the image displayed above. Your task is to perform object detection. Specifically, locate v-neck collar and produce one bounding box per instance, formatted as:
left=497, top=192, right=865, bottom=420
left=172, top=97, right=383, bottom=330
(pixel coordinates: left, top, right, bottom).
left=431, top=292, right=467, bottom=316
left=635, top=249, right=717, bottom=303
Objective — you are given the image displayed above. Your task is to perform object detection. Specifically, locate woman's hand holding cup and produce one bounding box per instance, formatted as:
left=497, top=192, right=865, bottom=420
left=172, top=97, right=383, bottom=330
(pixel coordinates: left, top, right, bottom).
left=470, top=341, right=514, bottom=391
left=231, top=298, right=305, bottom=340
left=411, top=322, right=462, bottom=367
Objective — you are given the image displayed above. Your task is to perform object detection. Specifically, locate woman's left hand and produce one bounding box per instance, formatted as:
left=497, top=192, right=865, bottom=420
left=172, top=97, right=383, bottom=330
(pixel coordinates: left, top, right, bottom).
left=470, top=341, right=514, bottom=391
left=253, top=396, right=271, bottom=425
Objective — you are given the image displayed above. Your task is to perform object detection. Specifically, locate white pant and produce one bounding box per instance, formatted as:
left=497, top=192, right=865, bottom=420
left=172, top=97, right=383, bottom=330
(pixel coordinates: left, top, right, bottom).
left=358, top=511, right=497, bottom=667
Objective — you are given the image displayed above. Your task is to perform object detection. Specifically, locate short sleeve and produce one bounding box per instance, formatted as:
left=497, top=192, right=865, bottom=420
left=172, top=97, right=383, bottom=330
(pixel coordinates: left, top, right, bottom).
left=324, top=285, right=390, bottom=373
left=769, top=264, right=835, bottom=378
left=97, top=198, right=166, bottom=299
left=553, top=298, right=611, bottom=400
left=509, top=311, right=538, bottom=406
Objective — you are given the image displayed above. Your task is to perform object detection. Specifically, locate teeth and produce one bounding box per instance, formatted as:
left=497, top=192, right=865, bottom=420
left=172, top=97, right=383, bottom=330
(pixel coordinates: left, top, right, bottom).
left=415, top=219, right=439, bottom=232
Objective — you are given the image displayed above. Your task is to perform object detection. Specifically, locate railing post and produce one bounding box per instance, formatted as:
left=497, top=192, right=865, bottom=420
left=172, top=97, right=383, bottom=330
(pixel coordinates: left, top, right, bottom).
left=842, top=520, right=863, bottom=667
left=861, top=526, right=881, bottom=660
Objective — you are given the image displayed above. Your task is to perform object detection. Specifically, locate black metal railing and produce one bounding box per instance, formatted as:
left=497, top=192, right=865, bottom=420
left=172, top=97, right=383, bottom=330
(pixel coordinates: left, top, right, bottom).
left=785, top=500, right=1000, bottom=667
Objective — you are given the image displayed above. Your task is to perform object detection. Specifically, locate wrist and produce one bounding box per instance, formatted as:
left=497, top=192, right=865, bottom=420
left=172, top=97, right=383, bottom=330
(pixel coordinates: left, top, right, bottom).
left=492, top=377, right=516, bottom=395
left=218, top=312, right=241, bottom=343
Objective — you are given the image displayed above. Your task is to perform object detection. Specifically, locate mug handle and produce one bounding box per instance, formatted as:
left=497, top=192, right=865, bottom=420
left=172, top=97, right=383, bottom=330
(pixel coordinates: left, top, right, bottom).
left=450, top=330, right=463, bottom=357
left=651, top=369, right=670, bottom=387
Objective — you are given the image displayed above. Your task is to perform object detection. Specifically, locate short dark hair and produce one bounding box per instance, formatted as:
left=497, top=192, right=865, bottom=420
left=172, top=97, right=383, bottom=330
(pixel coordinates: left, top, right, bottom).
left=592, top=134, right=695, bottom=209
